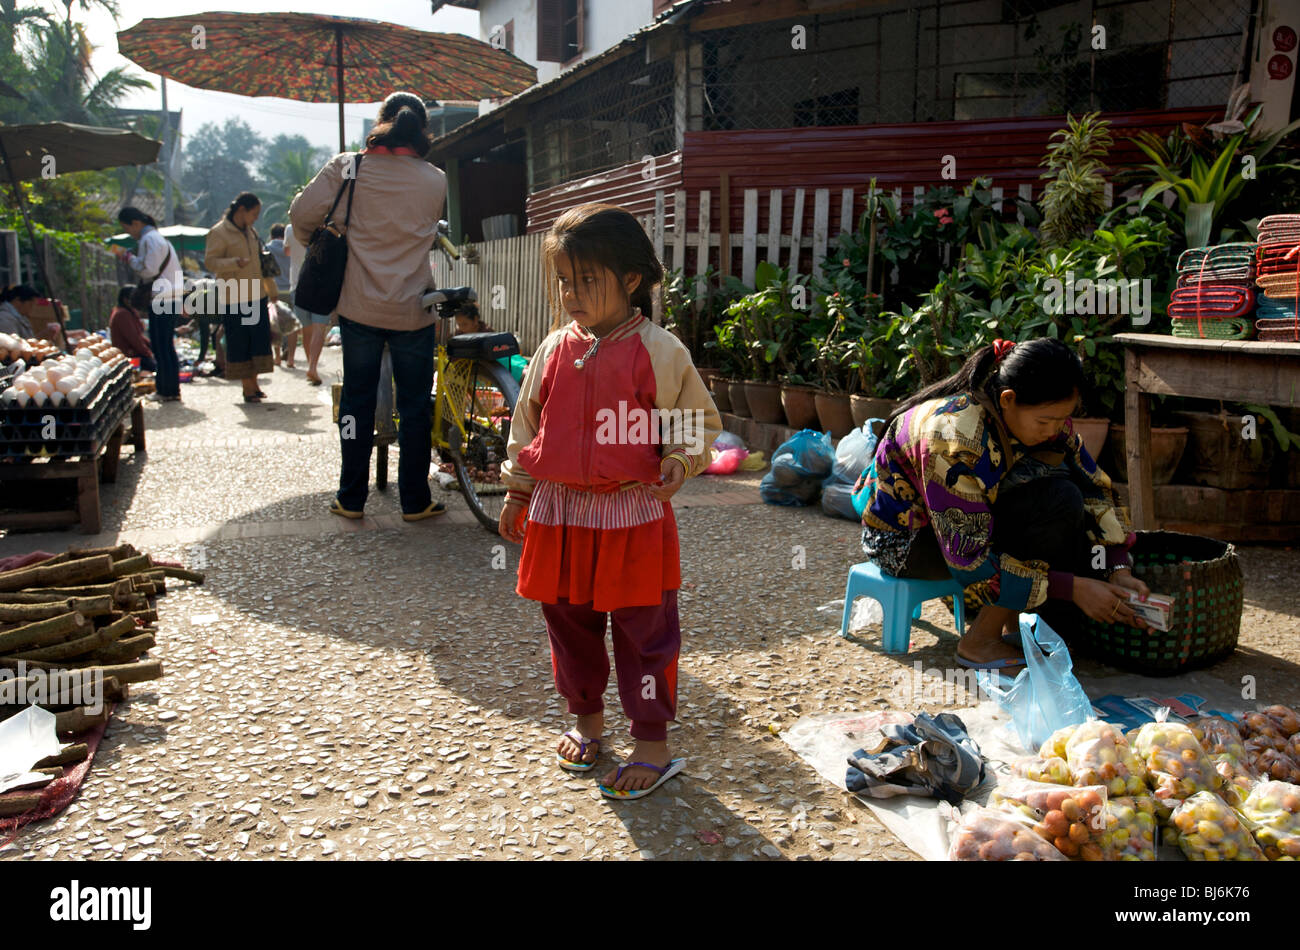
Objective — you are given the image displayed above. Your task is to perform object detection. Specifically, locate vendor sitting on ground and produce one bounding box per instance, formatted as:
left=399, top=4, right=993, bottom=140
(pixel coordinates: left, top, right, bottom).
left=861, top=337, right=1149, bottom=673
left=109, top=286, right=157, bottom=372
left=452, top=301, right=491, bottom=336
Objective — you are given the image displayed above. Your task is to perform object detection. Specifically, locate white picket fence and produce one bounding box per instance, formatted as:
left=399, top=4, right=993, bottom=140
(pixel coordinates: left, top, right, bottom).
left=434, top=180, right=1105, bottom=351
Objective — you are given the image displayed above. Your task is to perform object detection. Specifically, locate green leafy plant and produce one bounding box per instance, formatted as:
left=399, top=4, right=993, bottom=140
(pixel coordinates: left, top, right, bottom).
left=1039, top=112, right=1113, bottom=247
left=662, top=265, right=749, bottom=368
left=714, top=261, right=811, bottom=383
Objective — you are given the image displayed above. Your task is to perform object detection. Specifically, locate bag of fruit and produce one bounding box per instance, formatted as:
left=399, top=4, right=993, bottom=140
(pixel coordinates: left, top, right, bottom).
left=1253, top=748, right=1300, bottom=784
left=947, top=805, right=1069, bottom=861
left=1011, top=754, right=1071, bottom=786
left=1104, top=794, right=1159, bottom=861
left=1129, top=721, right=1223, bottom=813
left=1038, top=724, right=1080, bottom=761
left=989, top=778, right=1113, bottom=860
left=1168, top=791, right=1266, bottom=861
left=1239, top=780, right=1300, bottom=860
left=1261, top=704, right=1300, bottom=736
left=1192, top=716, right=1260, bottom=807
left=1065, top=721, right=1150, bottom=797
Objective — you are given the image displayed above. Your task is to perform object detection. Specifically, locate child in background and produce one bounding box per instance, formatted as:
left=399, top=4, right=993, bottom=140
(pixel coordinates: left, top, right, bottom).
left=452, top=301, right=491, bottom=336
left=499, top=203, right=720, bottom=800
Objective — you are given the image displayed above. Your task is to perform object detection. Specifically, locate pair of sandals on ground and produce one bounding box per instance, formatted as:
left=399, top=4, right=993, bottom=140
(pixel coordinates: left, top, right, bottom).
left=556, top=728, right=686, bottom=801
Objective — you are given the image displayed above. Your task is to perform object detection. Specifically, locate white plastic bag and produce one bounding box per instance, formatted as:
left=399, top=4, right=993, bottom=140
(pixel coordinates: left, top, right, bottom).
left=978, top=614, right=1094, bottom=753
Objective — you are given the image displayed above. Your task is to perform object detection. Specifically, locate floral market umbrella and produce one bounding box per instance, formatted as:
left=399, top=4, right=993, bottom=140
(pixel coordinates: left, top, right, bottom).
left=116, top=12, right=537, bottom=151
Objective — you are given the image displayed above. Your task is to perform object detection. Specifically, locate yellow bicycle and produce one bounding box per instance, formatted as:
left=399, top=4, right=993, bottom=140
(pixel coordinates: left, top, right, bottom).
left=421, top=284, right=520, bottom=534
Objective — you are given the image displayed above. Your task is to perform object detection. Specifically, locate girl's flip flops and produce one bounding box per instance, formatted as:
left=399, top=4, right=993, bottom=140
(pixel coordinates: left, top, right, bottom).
left=599, top=758, right=686, bottom=800
left=556, top=730, right=601, bottom=772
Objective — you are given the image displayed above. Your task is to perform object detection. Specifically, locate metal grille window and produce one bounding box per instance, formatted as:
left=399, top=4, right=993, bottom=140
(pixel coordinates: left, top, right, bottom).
left=528, top=51, right=675, bottom=191
left=689, top=0, right=1251, bottom=129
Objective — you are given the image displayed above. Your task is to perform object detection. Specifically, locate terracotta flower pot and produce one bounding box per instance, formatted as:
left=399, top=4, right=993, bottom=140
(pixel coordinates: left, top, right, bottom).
left=850, top=395, right=897, bottom=429
left=708, top=374, right=732, bottom=413
left=780, top=384, right=820, bottom=430
left=1173, top=410, right=1275, bottom=490
left=743, top=380, right=786, bottom=425
left=1071, top=417, right=1110, bottom=463
left=814, top=391, right=855, bottom=439
left=727, top=379, right=751, bottom=418
left=697, top=367, right=720, bottom=390
left=1105, top=424, right=1189, bottom=486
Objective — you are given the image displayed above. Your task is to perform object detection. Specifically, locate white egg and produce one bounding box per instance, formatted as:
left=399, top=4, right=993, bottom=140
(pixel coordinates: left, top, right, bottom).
left=0, top=389, right=14, bottom=405
left=32, top=390, right=46, bottom=406
left=15, top=390, right=29, bottom=407
left=39, top=380, right=54, bottom=395
left=55, top=377, right=74, bottom=395
left=49, top=390, right=64, bottom=407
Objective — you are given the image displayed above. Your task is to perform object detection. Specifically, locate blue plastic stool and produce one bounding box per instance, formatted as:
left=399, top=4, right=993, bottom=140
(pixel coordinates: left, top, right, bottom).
left=839, top=561, right=966, bottom=653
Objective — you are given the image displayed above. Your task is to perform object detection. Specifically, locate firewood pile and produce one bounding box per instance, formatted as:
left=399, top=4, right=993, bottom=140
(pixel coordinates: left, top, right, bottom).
left=0, top=543, right=203, bottom=816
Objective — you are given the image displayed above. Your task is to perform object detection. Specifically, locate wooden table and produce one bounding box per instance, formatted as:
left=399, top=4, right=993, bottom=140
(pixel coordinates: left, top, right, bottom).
left=0, top=399, right=145, bottom=534
left=1115, top=333, right=1300, bottom=530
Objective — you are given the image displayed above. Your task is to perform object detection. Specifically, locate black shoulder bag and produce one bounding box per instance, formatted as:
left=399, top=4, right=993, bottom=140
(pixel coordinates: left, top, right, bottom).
left=130, top=241, right=178, bottom=314
left=252, top=226, right=281, bottom=279
left=295, top=155, right=363, bottom=316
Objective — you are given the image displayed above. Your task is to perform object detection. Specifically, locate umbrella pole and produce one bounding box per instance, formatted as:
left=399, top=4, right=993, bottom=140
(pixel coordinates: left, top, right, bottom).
left=336, top=26, right=345, bottom=153
left=0, top=137, right=66, bottom=352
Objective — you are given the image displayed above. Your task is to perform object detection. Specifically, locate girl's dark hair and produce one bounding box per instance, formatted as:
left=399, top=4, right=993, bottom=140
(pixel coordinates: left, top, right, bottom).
left=224, top=192, right=261, bottom=222
left=117, top=286, right=135, bottom=308
left=543, top=203, right=662, bottom=331
left=365, top=91, right=431, bottom=157
left=886, top=337, right=1087, bottom=429
left=117, top=206, right=156, bottom=228
left=1, top=284, right=39, bottom=303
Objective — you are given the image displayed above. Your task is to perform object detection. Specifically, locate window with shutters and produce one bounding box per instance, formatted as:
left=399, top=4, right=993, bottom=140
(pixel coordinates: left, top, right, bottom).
left=537, top=0, right=583, bottom=63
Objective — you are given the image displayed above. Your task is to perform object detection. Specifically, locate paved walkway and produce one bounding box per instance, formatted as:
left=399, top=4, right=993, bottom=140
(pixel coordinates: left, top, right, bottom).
left=3, top=347, right=1297, bottom=862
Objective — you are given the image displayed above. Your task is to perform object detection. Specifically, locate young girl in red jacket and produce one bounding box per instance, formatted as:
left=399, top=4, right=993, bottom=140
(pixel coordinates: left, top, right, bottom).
left=499, top=204, right=721, bottom=800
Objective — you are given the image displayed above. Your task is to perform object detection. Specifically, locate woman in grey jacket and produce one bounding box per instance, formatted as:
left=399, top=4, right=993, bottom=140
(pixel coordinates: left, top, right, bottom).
left=290, top=92, right=448, bottom=522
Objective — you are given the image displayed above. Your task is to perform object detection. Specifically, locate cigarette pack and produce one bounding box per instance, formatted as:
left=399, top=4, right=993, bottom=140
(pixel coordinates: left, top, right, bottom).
left=1127, top=591, right=1174, bottom=632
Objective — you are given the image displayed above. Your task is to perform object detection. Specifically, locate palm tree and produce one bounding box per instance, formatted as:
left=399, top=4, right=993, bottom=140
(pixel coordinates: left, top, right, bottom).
left=20, top=18, right=151, bottom=125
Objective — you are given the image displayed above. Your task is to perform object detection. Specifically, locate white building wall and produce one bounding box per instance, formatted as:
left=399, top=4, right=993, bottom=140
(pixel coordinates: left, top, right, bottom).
left=477, top=0, right=655, bottom=90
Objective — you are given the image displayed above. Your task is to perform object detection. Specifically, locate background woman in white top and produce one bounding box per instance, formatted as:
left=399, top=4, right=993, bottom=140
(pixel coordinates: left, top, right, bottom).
left=112, top=207, right=185, bottom=401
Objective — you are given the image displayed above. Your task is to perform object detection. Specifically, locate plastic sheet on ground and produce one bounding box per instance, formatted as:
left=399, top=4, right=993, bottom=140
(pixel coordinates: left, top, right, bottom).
left=0, top=706, right=61, bottom=793
left=781, top=669, right=1253, bottom=860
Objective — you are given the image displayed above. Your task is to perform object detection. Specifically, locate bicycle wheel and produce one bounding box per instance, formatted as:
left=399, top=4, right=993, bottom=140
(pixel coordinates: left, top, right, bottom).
left=441, top=358, right=519, bottom=533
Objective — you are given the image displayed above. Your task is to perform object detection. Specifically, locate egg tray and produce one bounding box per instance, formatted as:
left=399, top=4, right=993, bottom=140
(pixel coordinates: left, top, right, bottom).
left=0, top=372, right=134, bottom=458
left=0, top=362, right=130, bottom=428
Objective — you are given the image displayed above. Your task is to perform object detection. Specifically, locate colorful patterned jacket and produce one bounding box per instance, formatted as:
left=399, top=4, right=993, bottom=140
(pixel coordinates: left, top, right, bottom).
left=862, top=393, right=1132, bottom=611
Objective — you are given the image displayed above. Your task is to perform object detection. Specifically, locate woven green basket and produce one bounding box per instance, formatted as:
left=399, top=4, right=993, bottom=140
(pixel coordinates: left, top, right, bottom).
left=1170, top=316, right=1253, bottom=340
left=1076, top=531, right=1243, bottom=676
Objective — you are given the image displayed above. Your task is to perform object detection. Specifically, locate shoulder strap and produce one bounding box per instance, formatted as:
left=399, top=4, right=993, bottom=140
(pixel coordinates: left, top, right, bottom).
left=325, top=153, right=363, bottom=226
left=143, top=237, right=177, bottom=283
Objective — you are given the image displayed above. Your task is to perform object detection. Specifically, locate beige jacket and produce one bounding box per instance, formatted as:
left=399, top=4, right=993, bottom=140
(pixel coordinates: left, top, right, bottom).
left=204, top=217, right=264, bottom=304
left=289, top=151, right=447, bottom=331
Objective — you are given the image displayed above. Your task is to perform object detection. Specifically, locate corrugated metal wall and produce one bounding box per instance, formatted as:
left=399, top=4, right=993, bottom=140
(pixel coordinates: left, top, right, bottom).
left=526, top=150, right=684, bottom=233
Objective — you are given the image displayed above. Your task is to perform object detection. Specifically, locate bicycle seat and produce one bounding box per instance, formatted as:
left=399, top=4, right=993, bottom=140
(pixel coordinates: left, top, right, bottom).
left=446, top=332, right=520, bottom=360
left=438, top=286, right=477, bottom=306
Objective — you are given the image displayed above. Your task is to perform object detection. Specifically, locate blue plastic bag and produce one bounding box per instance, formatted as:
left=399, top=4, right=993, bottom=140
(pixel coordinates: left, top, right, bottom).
left=760, top=429, right=834, bottom=506
left=977, top=613, right=1094, bottom=753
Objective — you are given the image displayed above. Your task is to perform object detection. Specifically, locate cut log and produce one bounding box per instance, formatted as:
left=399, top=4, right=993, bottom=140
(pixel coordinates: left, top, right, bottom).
left=0, top=596, right=114, bottom=623
left=7, top=614, right=132, bottom=662
left=131, top=609, right=158, bottom=625
left=0, top=554, right=115, bottom=592
left=5, top=580, right=132, bottom=601
left=110, top=554, right=152, bottom=578
left=0, top=612, right=85, bottom=654
left=55, top=703, right=110, bottom=738
left=0, top=792, right=44, bottom=816
left=0, top=655, right=63, bottom=671
left=34, top=743, right=89, bottom=768
left=157, top=565, right=204, bottom=585
left=90, top=659, right=162, bottom=685
left=40, top=544, right=139, bottom=565
left=87, top=633, right=154, bottom=664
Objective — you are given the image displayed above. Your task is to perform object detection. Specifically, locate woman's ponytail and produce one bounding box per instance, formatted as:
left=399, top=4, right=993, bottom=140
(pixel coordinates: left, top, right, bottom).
left=225, top=192, right=260, bottom=222
left=885, top=345, right=999, bottom=429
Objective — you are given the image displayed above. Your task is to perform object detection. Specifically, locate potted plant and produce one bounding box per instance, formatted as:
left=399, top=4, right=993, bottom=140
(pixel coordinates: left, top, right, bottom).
left=809, top=292, right=859, bottom=438
left=664, top=265, right=749, bottom=394
left=1105, top=396, right=1189, bottom=486
left=722, top=261, right=804, bottom=425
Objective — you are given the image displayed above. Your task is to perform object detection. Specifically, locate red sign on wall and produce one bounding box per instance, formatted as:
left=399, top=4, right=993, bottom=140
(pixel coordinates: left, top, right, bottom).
left=1270, top=54, right=1294, bottom=80
left=1275, top=25, right=1297, bottom=52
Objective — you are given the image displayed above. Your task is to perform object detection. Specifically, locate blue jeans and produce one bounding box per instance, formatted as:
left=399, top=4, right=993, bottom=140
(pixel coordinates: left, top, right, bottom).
left=148, top=314, right=180, bottom=397
left=337, top=315, right=435, bottom=513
